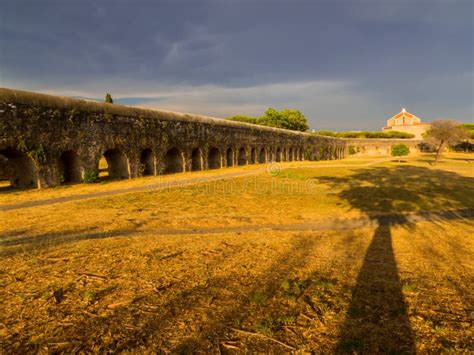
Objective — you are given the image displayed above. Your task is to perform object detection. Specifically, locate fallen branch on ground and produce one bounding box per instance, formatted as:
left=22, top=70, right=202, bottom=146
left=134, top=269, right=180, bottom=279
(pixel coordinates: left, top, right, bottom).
left=228, top=327, right=296, bottom=351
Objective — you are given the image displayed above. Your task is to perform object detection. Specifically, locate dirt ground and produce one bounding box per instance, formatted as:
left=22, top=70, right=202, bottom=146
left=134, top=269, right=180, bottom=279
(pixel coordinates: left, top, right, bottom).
left=1, top=154, right=473, bottom=353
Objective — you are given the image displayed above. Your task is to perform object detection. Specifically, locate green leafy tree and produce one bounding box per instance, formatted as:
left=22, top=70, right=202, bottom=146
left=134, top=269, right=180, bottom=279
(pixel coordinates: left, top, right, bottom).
left=424, top=119, right=469, bottom=165
left=105, top=93, right=113, bottom=104
left=259, top=108, right=309, bottom=132
left=226, top=115, right=258, bottom=124
left=461, top=123, right=474, bottom=139
left=391, top=143, right=410, bottom=162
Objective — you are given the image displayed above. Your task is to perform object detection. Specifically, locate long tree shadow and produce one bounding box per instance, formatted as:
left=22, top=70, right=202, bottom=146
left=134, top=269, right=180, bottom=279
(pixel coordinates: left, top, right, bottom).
left=316, top=165, right=474, bottom=353
left=337, top=216, right=414, bottom=353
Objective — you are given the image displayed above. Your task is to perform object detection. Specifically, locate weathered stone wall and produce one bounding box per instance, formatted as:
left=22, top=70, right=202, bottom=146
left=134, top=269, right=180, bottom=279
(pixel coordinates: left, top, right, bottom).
left=345, top=138, right=424, bottom=156
left=0, top=88, right=347, bottom=188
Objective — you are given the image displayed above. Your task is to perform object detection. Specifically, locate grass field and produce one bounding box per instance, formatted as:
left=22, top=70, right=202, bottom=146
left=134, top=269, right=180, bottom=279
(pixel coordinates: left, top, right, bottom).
left=1, top=154, right=473, bottom=353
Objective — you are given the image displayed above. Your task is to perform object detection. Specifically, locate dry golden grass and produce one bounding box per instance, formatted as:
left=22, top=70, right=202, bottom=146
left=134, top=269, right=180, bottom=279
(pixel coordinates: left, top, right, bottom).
left=0, top=156, right=384, bottom=207
left=1, top=153, right=473, bottom=353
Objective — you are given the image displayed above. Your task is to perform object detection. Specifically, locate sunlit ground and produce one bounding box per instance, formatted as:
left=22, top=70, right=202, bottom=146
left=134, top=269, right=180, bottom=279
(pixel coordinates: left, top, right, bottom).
left=1, top=153, right=473, bottom=352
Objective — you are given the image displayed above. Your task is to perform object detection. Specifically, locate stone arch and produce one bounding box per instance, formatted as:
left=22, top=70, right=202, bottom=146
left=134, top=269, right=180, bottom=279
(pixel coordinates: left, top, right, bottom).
left=140, top=148, right=154, bottom=176
left=258, top=148, right=266, bottom=163
left=208, top=147, right=221, bottom=169
left=288, top=147, right=294, bottom=162
left=318, top=146, right=323, bottom=160
left=276, top=148, right=281, bottom=162
left=59, top=150, right=83, bottom=183
left=226, top=148, right=234, bottom=167
left=103, top=148, right=130, bottom=179
left=0, top=148, right=39, bottom=188
left=250, top=148, right=257, bottom=164
left=165, top=147, right=184, bottom=174
left=191, top=148, right=202, bottom=171
left=237, top=147, right=246, bottom=166
left=268, top=149, right=272, bottom=162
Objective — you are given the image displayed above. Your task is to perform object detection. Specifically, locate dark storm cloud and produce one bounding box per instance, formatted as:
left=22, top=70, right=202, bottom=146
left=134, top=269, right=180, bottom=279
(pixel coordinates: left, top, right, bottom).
left=0, top=0, right=472, bottom=129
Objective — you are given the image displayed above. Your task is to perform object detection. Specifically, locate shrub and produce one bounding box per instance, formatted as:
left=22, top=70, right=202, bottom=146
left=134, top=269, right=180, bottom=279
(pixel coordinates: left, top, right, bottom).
left=84, top=169, right=99, bottom=183
left=460, top=124, right=474, bottom=139
left=348, top=145, right=357, bottom=155
left=453, top=141, right=474, bottom=152
left=314, top=130, right=337, bottom=137
left=391, top=143, right=410, bottom=162
left=226, top=115, right=258, bottom=124
left=314, top=130, right=415, bottom=139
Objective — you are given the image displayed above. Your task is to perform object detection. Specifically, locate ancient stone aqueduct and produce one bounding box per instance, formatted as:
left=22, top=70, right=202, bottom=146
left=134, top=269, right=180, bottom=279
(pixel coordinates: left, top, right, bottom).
left=0, top=88, right=420, bottom=189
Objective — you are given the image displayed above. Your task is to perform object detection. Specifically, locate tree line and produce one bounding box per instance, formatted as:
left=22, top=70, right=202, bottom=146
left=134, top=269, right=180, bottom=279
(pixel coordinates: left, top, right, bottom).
left=314, top=130, right=415, bottom=139
left=226, top=108, right=310, bottom=132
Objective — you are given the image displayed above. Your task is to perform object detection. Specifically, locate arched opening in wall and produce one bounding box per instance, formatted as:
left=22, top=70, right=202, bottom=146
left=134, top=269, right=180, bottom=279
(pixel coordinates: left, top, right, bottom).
left=208, top=148, right=221, bottom=169
left=0, top=148, right=39, bottom=189
left=276, top=148, right=281, bottom=162
left=319, top=146, right=326, bottom=160
left=102, top=149, right=130, bottom=180
left=226, top=148, right=233, bottom=167
left=259, top=148, right=266, bottom=163
left=165, top=147, right=184, bottom=174
left=288, top=148, right=293, bottom=161
left=250, top=148, right=257, bottom=164
left=238, top=148, right=246, bottom=166
left=140, top=149, right=154, bottom=176
left=320, top=147, right=325, bottom=160
left=59, top=150, right=83, bottom=183
left=191, top=148, right=202, bottom=171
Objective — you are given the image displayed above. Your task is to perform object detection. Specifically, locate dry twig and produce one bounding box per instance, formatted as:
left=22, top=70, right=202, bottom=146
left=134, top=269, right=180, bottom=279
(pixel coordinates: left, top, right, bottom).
left=228, top=327, right=296, bottom=351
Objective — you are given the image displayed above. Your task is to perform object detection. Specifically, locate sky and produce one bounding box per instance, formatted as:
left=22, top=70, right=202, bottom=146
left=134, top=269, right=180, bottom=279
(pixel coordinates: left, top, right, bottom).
left=0, top=0, right=472, bottom=130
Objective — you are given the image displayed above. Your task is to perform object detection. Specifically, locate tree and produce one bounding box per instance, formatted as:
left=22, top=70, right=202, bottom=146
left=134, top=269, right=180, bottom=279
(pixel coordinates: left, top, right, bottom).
left=391, top=143, right=410, bottom=162
left=424, top=119, right=469, bottom=164
left=226, top=115, right=258, bottom=124
left=259, top=108, right=309, bottom=132
left=461, top=123, right=474, bottom=139
left=105, top=93, right=113, bottom=104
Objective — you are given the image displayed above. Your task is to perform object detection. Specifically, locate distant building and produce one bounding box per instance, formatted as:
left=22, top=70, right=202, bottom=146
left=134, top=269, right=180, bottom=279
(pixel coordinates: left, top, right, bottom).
left=382, top=108, right=431, bottom=139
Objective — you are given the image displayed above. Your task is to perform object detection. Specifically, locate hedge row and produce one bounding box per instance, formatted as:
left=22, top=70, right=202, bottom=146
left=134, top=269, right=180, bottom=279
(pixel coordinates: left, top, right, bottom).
left=313, top=130, right=415, bottom=139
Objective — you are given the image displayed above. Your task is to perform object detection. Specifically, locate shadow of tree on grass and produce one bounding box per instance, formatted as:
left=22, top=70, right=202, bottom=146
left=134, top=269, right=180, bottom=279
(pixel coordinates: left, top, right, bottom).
left=337, top=217, right=414, bottom=353
left=316, top=165, right=474, bottom=353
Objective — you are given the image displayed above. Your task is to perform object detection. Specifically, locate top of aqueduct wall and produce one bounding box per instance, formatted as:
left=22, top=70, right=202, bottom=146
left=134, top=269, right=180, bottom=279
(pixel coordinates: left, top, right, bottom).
left=0, top=87, right=341, bottom=141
